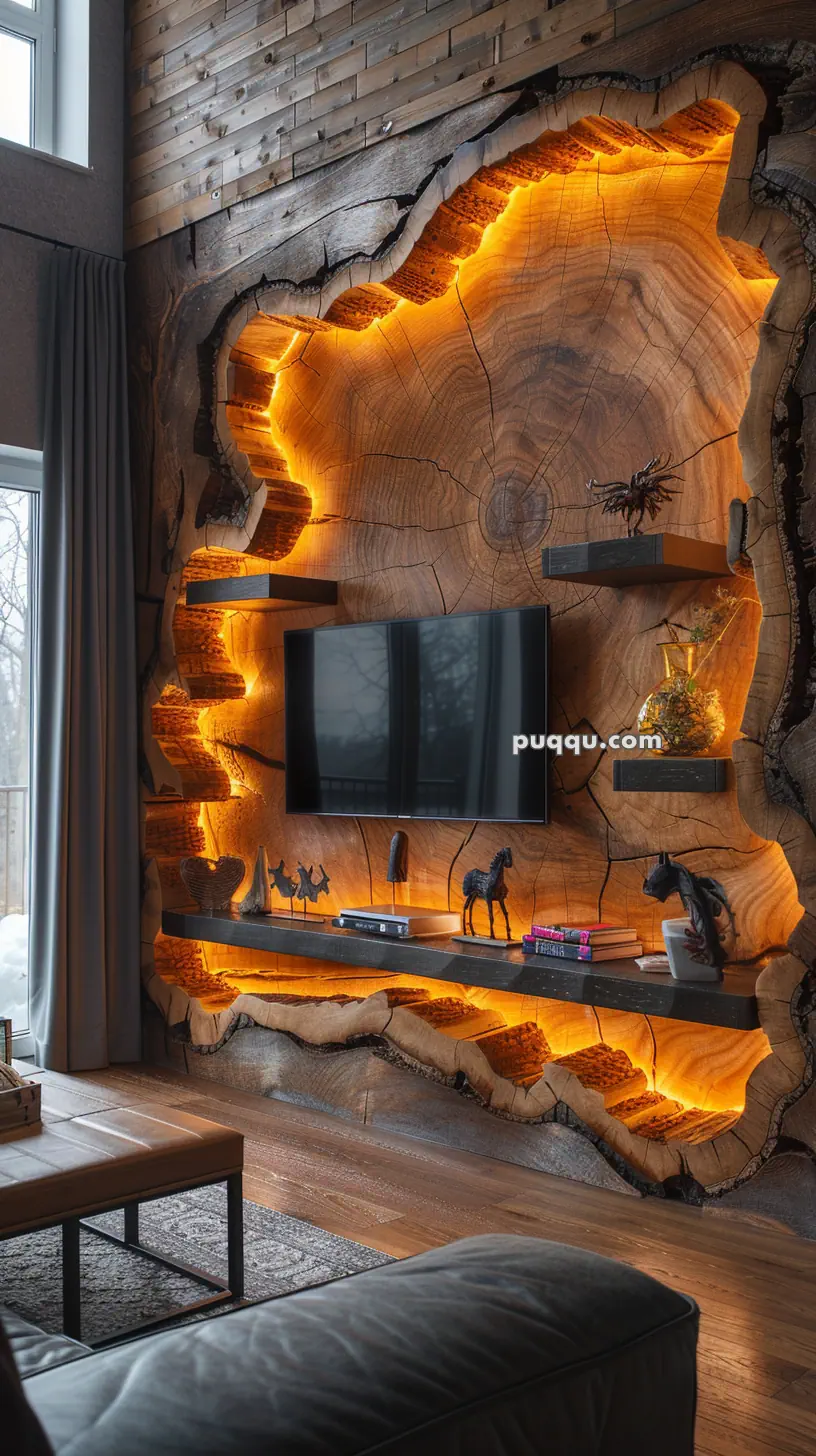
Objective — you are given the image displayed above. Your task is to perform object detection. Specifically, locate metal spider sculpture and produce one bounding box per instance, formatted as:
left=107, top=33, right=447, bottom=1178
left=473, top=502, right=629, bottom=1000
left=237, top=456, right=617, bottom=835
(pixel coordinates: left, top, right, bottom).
left=586, top=455, right=682, bottom=537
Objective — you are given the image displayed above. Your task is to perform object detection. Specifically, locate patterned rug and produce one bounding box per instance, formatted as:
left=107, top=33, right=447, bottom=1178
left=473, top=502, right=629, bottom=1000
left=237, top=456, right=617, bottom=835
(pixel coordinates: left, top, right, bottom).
left=0, top=1185, right=392, bottom=1346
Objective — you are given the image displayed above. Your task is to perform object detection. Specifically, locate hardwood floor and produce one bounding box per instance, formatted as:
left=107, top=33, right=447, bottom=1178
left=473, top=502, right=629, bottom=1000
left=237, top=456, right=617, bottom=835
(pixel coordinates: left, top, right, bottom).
left=31, top=1060, right=816, bottom=1454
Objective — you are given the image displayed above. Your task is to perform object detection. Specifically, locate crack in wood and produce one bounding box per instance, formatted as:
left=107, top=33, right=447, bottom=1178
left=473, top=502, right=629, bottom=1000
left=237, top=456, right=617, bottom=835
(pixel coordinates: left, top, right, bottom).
left=323, top=451, right=481, bottom=502
left=455, top=279, right=495, bottom=459
left=211, top=740, right=285, bottom=772
left=428, top=558, right=448, bottom=613
left=446, top=823, right=478, bottom=912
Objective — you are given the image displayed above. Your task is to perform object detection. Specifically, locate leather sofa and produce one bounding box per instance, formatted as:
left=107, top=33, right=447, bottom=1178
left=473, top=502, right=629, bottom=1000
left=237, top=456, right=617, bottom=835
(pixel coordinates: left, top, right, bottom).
left=2, top=1234, right=699, bottom=1454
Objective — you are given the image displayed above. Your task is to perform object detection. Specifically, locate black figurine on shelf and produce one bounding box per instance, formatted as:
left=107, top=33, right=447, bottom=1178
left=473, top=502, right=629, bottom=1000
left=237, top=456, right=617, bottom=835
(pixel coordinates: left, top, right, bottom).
left=643, top=851, right=735, bottom=969
left=270, top=858, right=297, bottom=910
left=387, top=830, right=408, bottom=913
left=295, top=862, right=331, bottom=915
left=587, top=455, right=682, bottom=536
left=461, top=847, right=513, bottom=940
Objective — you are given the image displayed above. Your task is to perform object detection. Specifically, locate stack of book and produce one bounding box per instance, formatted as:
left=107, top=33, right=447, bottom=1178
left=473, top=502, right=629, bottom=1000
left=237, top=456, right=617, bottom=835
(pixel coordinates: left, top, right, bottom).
left=522, top=923, right=643, bottom=961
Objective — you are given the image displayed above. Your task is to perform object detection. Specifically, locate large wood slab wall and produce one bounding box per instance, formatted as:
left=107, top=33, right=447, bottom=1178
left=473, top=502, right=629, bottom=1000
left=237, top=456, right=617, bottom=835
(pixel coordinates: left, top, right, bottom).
left=196, top=98, right=795, bottom=964
left=127, top=0, right=816, bottom=248
left=128, top=22, right=816, bottom=1196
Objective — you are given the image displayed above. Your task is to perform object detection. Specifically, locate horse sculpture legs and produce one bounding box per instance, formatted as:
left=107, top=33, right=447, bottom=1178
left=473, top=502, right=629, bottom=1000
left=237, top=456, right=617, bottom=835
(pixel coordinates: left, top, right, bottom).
left=487, top=894, right=511, bottom=939
left=463, top=891, right=512, bottom=939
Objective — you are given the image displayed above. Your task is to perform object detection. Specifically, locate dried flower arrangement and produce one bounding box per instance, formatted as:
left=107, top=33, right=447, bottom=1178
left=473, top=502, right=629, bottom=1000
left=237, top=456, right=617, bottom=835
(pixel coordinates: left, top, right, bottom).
left=638, top=587, right=748, bottom=755
left=668, top=586, right=744, bottom=659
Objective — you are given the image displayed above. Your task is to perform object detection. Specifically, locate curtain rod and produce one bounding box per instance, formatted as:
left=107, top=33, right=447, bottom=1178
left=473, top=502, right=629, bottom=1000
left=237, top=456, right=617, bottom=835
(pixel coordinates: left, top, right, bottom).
left=0, top=219, right=121, bottom=262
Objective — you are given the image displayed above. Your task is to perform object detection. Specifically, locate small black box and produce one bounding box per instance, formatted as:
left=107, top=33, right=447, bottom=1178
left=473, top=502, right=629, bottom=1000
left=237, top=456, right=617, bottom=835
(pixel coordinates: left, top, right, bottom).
left=612, top=758, right=729, bottom=793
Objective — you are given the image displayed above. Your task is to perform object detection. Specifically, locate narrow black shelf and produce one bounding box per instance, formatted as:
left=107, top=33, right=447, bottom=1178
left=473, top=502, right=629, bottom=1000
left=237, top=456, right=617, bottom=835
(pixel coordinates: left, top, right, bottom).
left=541, top=533, right=730, bottom=586
left=162, top=908, right=760, bottom=1030
left=186, top=572, right=338, bottom=610
left=613, top=758, right=730, bottom=793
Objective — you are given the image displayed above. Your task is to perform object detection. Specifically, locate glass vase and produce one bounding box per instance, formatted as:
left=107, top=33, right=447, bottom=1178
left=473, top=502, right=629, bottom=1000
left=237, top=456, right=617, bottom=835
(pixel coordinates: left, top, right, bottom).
left=637, top=642, right=725, bottom=756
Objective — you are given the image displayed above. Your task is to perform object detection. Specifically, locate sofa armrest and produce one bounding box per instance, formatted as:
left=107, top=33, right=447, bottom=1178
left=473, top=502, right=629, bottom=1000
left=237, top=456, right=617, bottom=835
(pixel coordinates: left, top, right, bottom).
left=1, top=1308, right=90, bottom=1378
left=0, top=1311, right=57, bottom=1456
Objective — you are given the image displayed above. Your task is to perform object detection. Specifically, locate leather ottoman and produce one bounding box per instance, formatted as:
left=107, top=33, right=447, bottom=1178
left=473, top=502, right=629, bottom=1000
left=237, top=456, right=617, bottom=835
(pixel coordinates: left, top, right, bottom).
left=0, top=1102, right=244, bottom=1341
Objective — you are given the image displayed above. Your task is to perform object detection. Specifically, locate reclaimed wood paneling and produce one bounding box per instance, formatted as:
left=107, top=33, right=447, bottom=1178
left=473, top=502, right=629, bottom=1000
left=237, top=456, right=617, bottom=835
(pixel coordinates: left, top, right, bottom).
left=128, top=0, right=785, bottom=246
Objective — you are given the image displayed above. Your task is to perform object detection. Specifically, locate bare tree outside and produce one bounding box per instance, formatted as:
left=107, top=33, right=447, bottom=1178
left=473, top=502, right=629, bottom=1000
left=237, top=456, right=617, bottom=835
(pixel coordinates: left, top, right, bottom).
left=0, top=487, right=32, bottom=1034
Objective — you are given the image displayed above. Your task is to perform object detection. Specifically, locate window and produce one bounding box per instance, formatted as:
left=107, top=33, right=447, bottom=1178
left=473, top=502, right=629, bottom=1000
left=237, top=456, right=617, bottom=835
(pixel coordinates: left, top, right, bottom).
left=0, top=447, right=39, bottom=1050
left=0, top=0, right=55, bottom=154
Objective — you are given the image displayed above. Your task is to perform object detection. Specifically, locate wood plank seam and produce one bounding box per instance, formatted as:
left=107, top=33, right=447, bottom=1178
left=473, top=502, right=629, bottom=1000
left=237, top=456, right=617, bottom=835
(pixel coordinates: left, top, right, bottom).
left=126, top=0, right=702, bottom=246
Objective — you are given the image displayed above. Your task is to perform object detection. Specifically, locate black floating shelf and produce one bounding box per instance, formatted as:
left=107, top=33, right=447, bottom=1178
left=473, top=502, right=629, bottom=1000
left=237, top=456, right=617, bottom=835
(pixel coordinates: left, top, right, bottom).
left=613, top=757, right=730, bottom=793
left=186, top=572, right=338, bottom=611
left=541, top=532, right=730, bottom=586
left=162, top=908, right=760, bottom=1030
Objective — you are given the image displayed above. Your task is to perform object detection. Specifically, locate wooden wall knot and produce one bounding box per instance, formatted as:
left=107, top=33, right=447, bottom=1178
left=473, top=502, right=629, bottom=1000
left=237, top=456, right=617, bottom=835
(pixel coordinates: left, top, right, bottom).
left=480, top=468, right=550, bottom=552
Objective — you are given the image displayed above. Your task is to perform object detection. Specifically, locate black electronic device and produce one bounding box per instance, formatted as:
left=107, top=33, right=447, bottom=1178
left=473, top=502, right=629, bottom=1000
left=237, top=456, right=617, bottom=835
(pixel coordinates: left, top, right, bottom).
left=332, top=907, right=460, bottom=939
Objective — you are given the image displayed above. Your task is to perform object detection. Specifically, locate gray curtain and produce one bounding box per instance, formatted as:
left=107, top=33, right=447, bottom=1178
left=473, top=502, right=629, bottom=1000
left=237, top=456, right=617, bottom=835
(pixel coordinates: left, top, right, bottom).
left=29, top=247, right=141, bottom=1070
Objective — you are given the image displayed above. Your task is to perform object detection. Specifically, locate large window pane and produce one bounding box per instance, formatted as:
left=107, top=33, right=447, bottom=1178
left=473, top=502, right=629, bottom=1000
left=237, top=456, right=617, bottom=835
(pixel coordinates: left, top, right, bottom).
left=0, top=29, right=33, bottom=147
left=0, top=489, right=33, bottom=1036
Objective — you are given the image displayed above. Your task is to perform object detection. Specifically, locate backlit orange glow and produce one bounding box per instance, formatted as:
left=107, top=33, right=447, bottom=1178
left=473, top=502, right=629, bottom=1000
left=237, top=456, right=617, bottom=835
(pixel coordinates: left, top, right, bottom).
left=153, top=933, right=768, bottom=1138
left=221, top=101, right=777, bottom=554
left=146, top=93, right=795, bottom=1158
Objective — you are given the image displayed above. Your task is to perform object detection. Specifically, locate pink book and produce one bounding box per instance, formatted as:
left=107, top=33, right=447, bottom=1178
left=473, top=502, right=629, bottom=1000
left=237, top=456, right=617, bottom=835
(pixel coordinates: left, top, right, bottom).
left=530, top=923, right=634, bottom=945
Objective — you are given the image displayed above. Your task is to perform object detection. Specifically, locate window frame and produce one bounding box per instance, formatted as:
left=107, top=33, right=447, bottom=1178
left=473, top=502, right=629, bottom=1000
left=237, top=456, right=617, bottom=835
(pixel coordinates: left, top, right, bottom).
left=0, top=0, right=55, bottom=155
left=0, top=445, right=41, bottom=1059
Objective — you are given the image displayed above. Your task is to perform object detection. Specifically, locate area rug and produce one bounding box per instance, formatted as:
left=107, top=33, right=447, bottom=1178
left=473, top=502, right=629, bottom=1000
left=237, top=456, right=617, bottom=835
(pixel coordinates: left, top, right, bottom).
left=0, top=1184, right=392, bottom=1345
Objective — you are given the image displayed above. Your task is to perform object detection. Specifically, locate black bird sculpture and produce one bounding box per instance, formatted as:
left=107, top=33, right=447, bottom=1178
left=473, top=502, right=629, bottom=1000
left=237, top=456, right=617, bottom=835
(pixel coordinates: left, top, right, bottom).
left=269, top=858, right=297, bottom=903
left=295, top=863, right=331, bottom=906
left=643, top=852, right=734, bottom=968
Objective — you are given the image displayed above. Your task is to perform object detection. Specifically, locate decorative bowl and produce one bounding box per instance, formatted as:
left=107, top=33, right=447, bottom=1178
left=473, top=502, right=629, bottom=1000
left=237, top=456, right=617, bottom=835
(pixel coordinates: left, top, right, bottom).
left=179, top=855, right=245, bottom=913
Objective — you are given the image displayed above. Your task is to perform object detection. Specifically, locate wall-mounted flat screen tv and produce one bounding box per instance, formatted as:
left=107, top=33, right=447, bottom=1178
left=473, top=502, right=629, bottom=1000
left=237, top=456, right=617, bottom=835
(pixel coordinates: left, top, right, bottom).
left=284, top=605, right=549, bottom=822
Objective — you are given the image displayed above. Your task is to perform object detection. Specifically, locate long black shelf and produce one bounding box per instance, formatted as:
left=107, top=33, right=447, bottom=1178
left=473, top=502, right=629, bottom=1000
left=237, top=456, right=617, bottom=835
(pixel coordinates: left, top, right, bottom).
left=162, top=908, right=761, bottom=1030
left=186, top=573, right=338, bottom=610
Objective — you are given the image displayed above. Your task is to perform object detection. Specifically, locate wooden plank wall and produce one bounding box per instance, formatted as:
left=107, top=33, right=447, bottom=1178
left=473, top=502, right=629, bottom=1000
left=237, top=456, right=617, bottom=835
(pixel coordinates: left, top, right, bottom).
left=127, top=0, right=720, bottom=249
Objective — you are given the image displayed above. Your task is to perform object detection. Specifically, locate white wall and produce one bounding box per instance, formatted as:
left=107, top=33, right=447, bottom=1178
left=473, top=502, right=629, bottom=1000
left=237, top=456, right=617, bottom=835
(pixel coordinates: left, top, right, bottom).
left=0, top=0, right=125, bottom=449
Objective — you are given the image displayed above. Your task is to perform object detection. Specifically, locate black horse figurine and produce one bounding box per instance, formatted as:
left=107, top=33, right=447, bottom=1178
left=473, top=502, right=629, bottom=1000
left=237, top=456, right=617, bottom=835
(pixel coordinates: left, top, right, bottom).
left=462, top=847, right=513, bottom=939
left=270, top=858, right=297, bottom=903
left=295, top=863, right=331, bottom=907
left=643, top=852, right=735, bottom=967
